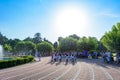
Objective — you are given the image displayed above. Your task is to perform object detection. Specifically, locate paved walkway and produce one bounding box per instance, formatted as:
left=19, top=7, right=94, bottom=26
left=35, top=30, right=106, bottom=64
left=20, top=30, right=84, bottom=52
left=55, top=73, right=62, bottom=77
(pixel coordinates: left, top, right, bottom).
left=0, top=57, right=120, bottom=80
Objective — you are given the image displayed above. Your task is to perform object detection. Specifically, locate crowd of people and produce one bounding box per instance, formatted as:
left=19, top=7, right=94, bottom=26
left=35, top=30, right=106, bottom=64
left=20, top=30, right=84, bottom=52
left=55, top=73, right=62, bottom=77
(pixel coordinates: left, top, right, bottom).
left=51, top=52, right=77, bottom=65
left=87, top=50, right=120, bottom=64
left=101, top=51, right=120, bottom=64
left=36, top=50, right=120, bottom=65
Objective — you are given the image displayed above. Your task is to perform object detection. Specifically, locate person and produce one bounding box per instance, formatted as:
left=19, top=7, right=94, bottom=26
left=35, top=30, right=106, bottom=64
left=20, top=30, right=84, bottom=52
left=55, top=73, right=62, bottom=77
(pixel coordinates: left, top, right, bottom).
left=95, top=51, right=98, bottom=58
left=73, top=52, right=77, bottom=63
left=51, top=53, right=54, bottom=62
left=58, top=54, right=62, bottom=63
left=105, top=50, right=111, bottom=63
left=84, top=50, right=88, bottom=58
left=88, top=53, right=92, bottom=59
left=116, top=52, right=120, bottom=64
left=101, top=51, right=107, bottom=62
left=65, top=54, right=69, bottom=64
left=37, top=53, right=41, bottom=61
left=70, top=54, right=75, bottom=64
left=52, top=53, right=56, bottom=62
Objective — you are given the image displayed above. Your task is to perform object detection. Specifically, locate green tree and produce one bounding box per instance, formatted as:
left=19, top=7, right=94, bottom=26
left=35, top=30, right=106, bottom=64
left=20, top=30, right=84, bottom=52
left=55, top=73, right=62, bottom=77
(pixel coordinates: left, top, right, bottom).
left=24, top=41, right=36, bottom=55
left=0, top=32, right=8, bottom=45
left=69, top=34, right=80, bottom=40
left=24, top=37, right=33, bottom=42
left=15, top=41, right=26, bottom=55
left=101, top=22, right=120, bottom=52
left=58, top=37, right=63, bottom=42
left=58, top=37, right=77, bottom=52
left=97, top=41, right=107, bottom=52
left=77, top=37, right=98, bottom=51
left=15, top=41, right=36, bottom=55
left=43, top=37, right=53, bottom=45
left=37, top=41, right=54, bottom=56
left=33, top=33, right=42, bottom=44
left=53, top=41, right=58, bottom=52
left=4, top=44, right=12, bottom=52
left=7, top=39, right=20, bottom=51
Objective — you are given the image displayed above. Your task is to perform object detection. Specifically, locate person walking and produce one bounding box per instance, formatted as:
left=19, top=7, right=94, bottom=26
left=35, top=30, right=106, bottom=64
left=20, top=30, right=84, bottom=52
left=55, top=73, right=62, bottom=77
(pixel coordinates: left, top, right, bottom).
left=38, top=52, right=41, bottom=61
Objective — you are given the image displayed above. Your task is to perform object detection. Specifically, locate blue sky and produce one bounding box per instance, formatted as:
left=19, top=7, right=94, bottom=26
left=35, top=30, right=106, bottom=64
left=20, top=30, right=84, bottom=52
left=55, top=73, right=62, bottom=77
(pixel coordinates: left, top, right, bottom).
left=0, top=0, right=120, bottom=43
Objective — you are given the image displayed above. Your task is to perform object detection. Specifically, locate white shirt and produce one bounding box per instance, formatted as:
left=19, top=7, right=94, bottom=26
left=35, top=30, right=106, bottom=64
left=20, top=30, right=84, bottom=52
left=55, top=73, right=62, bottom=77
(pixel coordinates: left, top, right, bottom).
left=105, top=52, right=111, bottom=57
left=58, top=56, right=61, bottom=59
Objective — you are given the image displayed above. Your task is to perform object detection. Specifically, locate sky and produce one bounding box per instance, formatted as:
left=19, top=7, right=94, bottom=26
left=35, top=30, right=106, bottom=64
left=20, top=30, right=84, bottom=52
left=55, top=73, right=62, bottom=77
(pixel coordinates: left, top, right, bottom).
left=0, top=0, right=120, bottom=43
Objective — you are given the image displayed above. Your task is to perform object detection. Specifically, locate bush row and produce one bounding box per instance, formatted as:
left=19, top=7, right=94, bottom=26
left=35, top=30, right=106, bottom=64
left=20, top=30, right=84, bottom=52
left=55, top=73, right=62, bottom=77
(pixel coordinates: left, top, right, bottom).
left=0, top=55, right=34, bottom=69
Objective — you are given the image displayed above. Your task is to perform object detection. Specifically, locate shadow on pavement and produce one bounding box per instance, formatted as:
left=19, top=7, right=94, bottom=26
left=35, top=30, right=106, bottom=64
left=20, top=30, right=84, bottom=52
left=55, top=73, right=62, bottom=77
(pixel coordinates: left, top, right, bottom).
left=77, top=58, right=120, bottom=69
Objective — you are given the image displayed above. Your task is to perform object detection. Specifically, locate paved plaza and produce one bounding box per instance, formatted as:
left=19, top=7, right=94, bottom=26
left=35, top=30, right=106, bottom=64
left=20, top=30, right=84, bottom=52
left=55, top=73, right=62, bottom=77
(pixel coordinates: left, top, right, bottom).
left=0, top=57, right=120, bottom=80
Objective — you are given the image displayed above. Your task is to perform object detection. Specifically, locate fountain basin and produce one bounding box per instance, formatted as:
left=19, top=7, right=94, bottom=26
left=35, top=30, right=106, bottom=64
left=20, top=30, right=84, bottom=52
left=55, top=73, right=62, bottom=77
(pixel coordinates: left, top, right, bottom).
left=1, top=57, right=13, bottom=60
left=0, top=45, right=3, bottom=60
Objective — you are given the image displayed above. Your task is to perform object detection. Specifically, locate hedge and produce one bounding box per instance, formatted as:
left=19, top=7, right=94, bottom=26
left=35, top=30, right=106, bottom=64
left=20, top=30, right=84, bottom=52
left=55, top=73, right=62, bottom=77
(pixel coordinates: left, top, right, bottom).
left=0, top=55, right=34, bottom=69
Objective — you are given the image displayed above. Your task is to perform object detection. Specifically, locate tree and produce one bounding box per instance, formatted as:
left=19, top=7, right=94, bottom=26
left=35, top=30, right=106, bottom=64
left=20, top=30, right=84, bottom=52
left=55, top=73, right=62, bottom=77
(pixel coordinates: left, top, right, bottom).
left=77, top=37, right=98, bottom=51
left=4, top=44, right=12, bottom=52
left=88, top=37, right=98, bottom=51
left=37, top=41, right=54, bottom=56
left=101, top=22, right=120, bottom=52
left=24, top=37, right=33, bottom=42
left=24, top=41, right=36, bottom=55
left=58, top=37, right=63, bottom=42
left=7, top=39, right=20, bottom=51
left=15, top=41, right=26, bottom=55
left=43, top=37, right=52, bottom=45
left=53, top=41, right=58, bottom=52
left=33, top=33, right=42, bottom=44
left=0, top=32, right=8, bottom=45
left=58, top=37, right=77, bottom=52
left=97, top=41, right=107, bottom=52
left=77, top=37, right=88, bottom=51
left=69, top=34, right=80, bottom=40
left=43, top=37, right=47, bottom=41
left=15, top=41, right=36, bottom=55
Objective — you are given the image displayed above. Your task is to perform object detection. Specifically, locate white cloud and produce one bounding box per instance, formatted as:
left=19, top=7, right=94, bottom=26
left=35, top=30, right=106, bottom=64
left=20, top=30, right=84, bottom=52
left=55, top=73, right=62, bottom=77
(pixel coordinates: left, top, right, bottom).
left=99, top=10, right=120, bottom=18
left=101, top=12, right=119, bottom=18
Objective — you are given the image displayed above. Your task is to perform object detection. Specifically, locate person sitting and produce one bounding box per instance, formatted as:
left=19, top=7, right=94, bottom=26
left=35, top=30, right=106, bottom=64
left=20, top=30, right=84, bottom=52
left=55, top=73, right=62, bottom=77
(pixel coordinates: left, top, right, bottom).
left=116, top=52, right=120, bottom=64
left=58, top=54, right=62, bottom=63
left=105, top=50, right=111, bottom=63
left=101, top=51, right=107, bottom=62
left=70, top=54, right=75, bottom=63
left=65, top=54, right=69, bottom=64
left=88, top=53, right=92, bottom=59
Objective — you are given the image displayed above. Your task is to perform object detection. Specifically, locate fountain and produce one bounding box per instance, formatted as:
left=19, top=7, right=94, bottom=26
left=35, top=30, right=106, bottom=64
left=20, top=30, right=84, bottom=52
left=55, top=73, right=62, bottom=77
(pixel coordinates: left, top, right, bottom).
left=0, top=45, right=13, bottom=60
left=0, top=45, right=3, bottom=60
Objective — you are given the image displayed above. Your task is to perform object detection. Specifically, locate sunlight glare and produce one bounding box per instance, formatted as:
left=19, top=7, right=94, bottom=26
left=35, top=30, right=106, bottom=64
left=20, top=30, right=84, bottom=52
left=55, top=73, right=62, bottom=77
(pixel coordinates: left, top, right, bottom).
left=53, top=5, right=89, bottom=36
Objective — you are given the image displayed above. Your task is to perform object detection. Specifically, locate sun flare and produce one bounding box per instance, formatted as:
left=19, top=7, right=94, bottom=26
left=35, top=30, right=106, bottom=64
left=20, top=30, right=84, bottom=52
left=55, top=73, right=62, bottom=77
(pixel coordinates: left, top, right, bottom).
left=53, top=5, right=89, bottom=36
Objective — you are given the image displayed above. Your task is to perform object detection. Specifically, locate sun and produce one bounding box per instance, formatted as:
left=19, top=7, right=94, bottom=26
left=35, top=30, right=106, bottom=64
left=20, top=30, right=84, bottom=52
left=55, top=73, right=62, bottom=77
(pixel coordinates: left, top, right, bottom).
left=53, top=5, right=89, bottom=36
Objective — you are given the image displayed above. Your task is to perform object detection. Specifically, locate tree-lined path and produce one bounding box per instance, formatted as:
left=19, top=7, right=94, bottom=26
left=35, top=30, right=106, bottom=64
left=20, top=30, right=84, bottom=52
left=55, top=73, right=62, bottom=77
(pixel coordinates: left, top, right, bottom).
left=0, top=57, right=120, bottom=80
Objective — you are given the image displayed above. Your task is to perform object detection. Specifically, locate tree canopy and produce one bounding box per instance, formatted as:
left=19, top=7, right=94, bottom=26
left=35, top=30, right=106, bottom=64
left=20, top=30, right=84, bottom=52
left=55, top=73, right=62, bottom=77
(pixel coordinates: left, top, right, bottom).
left=4, top=44, right=12, bottom=52
left=33, top=33, right=42, bottom=44
left=0, top=32, right=8, bottom=45
left=37, top=41, right=54, bottom=56
left=58, top=37, right=77, bottom=52
left=101, top=22, right=120, bottom=52
left=15, top=41, right=36, bottom=55
left=69, top=34, right=80, bottom=40
left=53, top=41, right=58, bottom=52
left=77, top=37, right=98, bottom=51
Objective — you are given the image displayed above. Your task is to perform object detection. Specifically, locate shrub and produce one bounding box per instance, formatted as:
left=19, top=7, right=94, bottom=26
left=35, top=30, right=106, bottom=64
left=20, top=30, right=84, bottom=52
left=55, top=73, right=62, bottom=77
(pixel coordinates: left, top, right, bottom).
left=0, top=55, right=34, bottom=69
